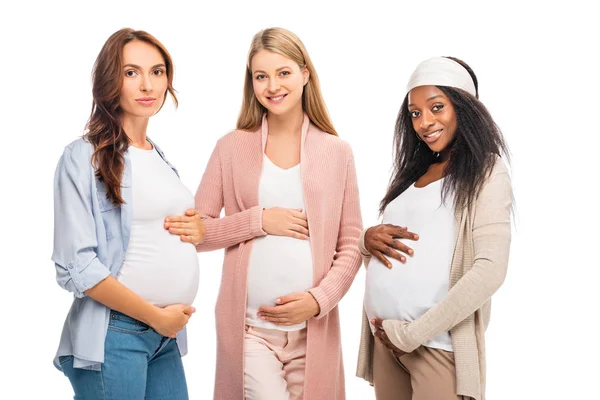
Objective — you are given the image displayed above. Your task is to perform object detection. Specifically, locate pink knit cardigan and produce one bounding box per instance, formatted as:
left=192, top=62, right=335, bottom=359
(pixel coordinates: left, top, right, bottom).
left=194, top=114, right=363, bottom=400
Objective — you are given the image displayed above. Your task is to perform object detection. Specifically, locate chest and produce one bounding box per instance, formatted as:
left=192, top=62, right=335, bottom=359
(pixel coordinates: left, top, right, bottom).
left=222, top=133, right=347, bottom=221
left=264, top=135, right=301, bottom=170
left=414, top=162, right=447, bottom=188
left=129, top=149, right=193, bottom=219
left=258, top=156, right=305, bottom=209
left=383, top=181, right=454, bottom=233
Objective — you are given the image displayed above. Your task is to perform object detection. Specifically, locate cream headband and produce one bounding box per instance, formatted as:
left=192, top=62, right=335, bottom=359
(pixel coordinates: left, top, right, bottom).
left=406, top=57, right=477, bottom=97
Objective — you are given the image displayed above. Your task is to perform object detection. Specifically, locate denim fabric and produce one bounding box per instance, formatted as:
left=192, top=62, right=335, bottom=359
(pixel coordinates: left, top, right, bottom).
left=52, top=138, right=187, bottom=371
left=60, top=311, right=188, bottom=399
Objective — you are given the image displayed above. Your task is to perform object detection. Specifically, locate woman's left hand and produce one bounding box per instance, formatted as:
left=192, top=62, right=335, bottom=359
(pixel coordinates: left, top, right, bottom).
left=372, top=317, right=408, bottom=358
left=258, top=292, right=320, bottom=326
left=164, top=208, right=206, bottom=245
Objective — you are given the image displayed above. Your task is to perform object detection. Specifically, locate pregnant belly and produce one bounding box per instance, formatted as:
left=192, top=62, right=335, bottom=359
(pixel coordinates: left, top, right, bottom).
left=246, top=235, right=313, bottom=309
left=118, top=224, right=200, bottom=307
left=364, top=256, right=449, bottom=324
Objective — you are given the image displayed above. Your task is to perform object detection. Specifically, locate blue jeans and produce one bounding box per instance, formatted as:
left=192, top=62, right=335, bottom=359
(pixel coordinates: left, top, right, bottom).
left=60, top=311, right=189, bottom=400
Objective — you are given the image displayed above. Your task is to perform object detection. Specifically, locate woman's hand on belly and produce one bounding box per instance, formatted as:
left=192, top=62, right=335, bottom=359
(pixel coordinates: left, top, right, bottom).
left=257, top=292, right=320, bottom=326
left=372, top=317, right=409, bottom=358
left=164, top=208, right=206, bottom=245
left=150, top=304, right=196, bottom=338
left=364, top=224, right=419, bottom=268
left=262, top=207, right=309, bottom=240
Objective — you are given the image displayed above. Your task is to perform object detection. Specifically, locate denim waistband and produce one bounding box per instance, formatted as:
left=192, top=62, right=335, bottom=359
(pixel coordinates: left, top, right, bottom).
left=109, top=310, right=150, bottom=329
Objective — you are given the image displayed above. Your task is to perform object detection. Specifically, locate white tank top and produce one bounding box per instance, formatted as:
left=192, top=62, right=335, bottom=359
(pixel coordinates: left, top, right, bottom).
left=117, top=145, right=200, bottom=307
left=364, top=179, right=454, bottom=351
left=246, top=155, right=314, bottom=331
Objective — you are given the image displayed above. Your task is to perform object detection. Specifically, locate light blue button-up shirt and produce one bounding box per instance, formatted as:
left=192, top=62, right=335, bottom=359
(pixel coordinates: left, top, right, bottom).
left=52, top=138, right=187, bottom=371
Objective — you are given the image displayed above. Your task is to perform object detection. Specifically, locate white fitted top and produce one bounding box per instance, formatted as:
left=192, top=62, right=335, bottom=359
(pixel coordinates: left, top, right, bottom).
left=364, top=179, right=454, bottom=351
left=246, top=155, right=314, bottom=331
left=117, top=145, right=200, bottom=307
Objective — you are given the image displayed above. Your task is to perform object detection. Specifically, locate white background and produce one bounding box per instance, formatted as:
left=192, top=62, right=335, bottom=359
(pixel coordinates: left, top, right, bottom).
left=1, top=1, right=597, bottom=399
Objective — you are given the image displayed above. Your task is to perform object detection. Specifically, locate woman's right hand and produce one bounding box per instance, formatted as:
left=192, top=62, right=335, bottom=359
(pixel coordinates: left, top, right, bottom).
left=364, top=224, right=419, bottom=268
left=262, top=207, right=309, bottom=240
left=150, top=304, right=196, bottom=338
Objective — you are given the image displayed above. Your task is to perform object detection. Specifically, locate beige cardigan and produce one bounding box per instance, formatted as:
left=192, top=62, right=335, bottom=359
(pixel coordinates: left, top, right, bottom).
left=356, top=157, right=512, bottom=400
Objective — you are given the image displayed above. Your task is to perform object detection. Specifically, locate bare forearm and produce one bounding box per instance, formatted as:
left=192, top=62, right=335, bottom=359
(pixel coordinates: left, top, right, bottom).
left=84, top=276, right=159, bottom=326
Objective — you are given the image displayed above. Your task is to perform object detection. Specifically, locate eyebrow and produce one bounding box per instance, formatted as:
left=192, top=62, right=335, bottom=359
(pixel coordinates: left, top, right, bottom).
left=253, top=66, right=292, bottom=74
left=408, top=95, right=444, bottom=107
left=123, top=63, right=166, bottom=70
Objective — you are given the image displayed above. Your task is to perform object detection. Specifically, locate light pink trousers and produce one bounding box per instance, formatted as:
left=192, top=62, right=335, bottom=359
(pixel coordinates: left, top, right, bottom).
left=244, top=325, right=307, bottom=400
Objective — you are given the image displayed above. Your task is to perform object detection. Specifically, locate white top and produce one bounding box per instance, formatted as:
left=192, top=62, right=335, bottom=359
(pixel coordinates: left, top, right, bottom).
left=364, top=179, right=454, bottom=351
left=246, top=155, right=314, bottom=331
left=117, top=145, right=200, bottom=307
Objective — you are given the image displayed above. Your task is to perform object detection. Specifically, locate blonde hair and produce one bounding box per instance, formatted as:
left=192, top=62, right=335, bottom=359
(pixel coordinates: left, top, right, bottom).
left=236, top=27, right=337, bottom=136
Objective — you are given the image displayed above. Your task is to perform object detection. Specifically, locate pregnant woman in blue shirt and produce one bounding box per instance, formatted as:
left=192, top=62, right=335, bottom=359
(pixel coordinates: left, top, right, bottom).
left=52, top=28, right=205, bottom=400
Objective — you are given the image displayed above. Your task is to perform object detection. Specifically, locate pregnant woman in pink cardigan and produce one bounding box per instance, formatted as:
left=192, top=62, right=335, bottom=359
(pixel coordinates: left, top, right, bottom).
left=193, top=27, right=363, bottom=399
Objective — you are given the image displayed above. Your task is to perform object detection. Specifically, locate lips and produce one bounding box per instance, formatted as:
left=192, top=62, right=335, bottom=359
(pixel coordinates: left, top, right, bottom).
left=136, top=97, right=156, bottom=106
left=423, top=129, right=442, bottom=143
left=266, top=94, right=288, bottom=104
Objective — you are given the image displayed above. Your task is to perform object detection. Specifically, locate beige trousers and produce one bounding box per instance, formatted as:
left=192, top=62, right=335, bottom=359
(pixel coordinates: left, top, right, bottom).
left=244, top=325, right=307, bottom=400
left=373, top=337, right=469, bottom=400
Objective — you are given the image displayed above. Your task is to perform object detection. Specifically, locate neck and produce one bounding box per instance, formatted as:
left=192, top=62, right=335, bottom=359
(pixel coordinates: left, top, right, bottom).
left=266, top=107, right=304, bottom=137
left=438, top=149, right=451, bottom=163
left=121, top=114, right=150, bottom=148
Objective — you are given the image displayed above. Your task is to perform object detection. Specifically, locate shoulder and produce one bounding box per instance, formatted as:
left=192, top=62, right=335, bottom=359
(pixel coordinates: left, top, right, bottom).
left=478, top=155, right=512, bottom=202
left=308, top=124, right=354, bottom=160
left=489, top=155, right=509, bottom=177
left=484, top=155, right=511, bottom=191
left=148, top=138, right=166, bottom=157
left=61, top=138, right=94, bottom=167
left=54, top=138, right=95, bottom=185
left=213, top=128, right=260, bottom=154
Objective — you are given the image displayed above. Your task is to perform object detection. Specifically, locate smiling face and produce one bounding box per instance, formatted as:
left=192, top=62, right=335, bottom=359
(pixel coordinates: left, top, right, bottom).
left=119, top=40, right=168, bottom=122
left=250, top=49, right=309, bottom=118
left=408, top=85, right=458, bottom=155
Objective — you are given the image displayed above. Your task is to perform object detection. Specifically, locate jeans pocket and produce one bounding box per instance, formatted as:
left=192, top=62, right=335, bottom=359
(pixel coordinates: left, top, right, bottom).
left=108, top=314, right=152, bottom=335
left=59, top=355, right=73, bottom=365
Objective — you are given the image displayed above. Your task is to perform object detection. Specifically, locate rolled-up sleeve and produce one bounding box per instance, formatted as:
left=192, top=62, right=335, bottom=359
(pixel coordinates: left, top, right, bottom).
left=52, top=146, right=110, bottom=298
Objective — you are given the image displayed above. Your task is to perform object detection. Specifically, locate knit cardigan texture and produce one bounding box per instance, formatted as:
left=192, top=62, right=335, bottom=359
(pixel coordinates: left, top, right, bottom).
left=195, top=114, right=363, bottom=400
left=356, top=157, right=512, bottom=400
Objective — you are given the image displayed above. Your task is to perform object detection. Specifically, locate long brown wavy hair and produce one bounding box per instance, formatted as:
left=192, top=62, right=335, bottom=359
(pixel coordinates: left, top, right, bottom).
left=236, top=27, right=337, bottom=136
left=84, top=28, right=178, bottom=205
